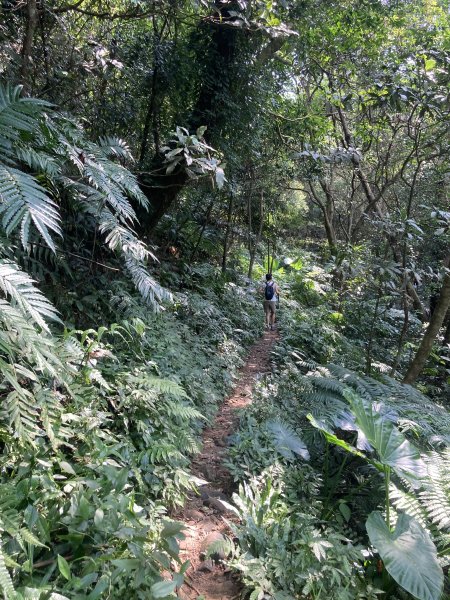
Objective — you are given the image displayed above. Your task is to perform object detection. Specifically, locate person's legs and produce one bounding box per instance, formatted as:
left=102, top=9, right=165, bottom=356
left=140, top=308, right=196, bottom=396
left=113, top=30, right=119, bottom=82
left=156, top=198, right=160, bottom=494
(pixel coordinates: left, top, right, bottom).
left=263, top=300, right=270, bottom=328
left=269, top=301, right=276, bottom=329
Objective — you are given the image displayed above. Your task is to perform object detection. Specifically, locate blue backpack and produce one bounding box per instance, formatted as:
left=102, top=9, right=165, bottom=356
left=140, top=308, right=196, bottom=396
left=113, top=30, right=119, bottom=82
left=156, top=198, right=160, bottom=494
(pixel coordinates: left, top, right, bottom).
left=265, top=281, right=275, bottom=300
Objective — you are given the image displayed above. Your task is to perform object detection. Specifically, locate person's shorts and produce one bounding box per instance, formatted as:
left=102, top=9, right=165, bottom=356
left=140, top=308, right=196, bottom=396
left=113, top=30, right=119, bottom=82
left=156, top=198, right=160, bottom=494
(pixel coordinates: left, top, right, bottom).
left=263, top=300, right=276, bottom=315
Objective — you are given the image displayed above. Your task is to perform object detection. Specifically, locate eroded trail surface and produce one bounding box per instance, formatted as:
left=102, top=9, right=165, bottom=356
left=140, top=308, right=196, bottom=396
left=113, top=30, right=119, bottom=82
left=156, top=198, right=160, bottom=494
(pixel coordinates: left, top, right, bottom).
left=177, top=328, right=279, bottom=600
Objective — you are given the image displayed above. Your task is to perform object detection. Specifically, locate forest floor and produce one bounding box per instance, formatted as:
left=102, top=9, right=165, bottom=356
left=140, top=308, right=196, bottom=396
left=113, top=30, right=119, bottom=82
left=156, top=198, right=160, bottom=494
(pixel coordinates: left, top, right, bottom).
left=176, top=326, right=280, bottom=600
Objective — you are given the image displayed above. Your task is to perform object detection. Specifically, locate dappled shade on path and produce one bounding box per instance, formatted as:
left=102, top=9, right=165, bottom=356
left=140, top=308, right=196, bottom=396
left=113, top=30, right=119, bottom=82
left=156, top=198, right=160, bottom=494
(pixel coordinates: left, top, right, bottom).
left=177, top=328, right=279, bottom=600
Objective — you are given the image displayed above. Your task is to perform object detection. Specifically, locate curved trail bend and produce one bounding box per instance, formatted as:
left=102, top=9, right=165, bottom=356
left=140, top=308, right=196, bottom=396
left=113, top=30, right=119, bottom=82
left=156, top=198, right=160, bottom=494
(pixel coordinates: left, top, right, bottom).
left=177, top=328, right=279, bottom=600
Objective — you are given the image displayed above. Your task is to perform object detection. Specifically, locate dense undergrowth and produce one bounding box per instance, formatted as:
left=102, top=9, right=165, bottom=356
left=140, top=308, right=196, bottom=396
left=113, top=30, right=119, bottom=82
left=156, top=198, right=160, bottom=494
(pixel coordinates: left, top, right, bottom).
left=0, top=82, right=266, bottom=599
left=0, top=260, right=261, bottom=599
left=0, top=85, right=448, bottom=600
left=226, top=254, right=450, bottom=600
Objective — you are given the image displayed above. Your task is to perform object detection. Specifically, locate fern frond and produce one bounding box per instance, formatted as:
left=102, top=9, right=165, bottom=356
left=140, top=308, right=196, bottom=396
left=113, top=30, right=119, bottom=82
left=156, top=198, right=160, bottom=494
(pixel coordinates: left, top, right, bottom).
left=37, top=387, right=73, bottom=449
left=124, top=256, right=172, bottom=308
left=15, top=146, right=60, bottom=178
left=134, top=375, right=188, bottom=399
left=0, top=83, right=48, bottom=143
left=171, top=429, right=201, bottom=454
left=308, top=364, right=450, bottom=445
left=0, top=542, right=14, bottom=598
left=165, top=399, right=204, bottom=421
left=18, top=527, right=47, bottom=548
left=147, top=443, right=185, bottom=463
left=97, top=136, right=134, bottom=162
left=0, top=260, right=60, bottom=331
left=420, top=450, right=450, bottom=531
left=1, top=383, right=42, bottom=444
left=0, top=165, right=62, bottom=251
left=83, top=159, right=137, bottom=223
left=0, top=299, right=60, bottom=375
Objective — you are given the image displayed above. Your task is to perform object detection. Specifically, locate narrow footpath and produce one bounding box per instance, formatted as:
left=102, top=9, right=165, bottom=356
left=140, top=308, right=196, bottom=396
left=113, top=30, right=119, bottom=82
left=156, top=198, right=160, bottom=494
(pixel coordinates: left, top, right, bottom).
left=177, top=328, right=279, bottom=600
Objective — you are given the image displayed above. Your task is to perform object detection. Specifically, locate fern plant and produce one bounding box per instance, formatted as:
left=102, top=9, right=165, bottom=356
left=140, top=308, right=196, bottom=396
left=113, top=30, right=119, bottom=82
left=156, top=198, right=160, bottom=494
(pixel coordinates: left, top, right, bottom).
left=0, top=82, right=170, bottom=309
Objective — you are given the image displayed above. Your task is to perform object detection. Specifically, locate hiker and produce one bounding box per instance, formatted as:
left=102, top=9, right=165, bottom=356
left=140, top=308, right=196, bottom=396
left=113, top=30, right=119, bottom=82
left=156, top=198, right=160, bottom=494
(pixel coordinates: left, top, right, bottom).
left=262, top=273, right=280, bottom=330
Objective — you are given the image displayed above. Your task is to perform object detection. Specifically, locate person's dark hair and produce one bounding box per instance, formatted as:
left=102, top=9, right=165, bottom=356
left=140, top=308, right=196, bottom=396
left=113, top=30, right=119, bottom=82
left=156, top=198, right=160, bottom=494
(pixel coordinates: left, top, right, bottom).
left=265, top=273, right=272, bottom=281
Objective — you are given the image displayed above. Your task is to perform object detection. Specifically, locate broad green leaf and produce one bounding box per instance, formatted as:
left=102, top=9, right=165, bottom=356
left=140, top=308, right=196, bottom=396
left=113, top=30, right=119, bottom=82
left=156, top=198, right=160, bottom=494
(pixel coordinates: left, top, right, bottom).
left=215, top=167, right=226, bottom=189
left=345, top=392, right=427, bottom=485
left=338, top=501, right=351, bottom=522
left=161, top=520, right=186, bottom=538
left=196, top=126, right=207, bottom=137
left=110, top=558, right=140, bottom=570
left=151, top=579, right=178, bottom=598
left=94, top=508, right=104, bottom=526
left=165, top=147, right=183, bottom=160
left=307, top=414, right=367, bottom=461
left=366, top=511, right=443, bottom=600
left=57, top=555, right=71, bottom=581
left=59, top=461, right=76, bottom=475
left=86, top=575, right=109, bottom=599
left=266, top=420, right=310, bottom=460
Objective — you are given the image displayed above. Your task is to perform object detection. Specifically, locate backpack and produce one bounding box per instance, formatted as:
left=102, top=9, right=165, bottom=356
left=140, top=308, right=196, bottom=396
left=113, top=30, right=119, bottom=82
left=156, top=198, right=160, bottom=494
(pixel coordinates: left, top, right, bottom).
left=265, top=281, right=275, bottom=300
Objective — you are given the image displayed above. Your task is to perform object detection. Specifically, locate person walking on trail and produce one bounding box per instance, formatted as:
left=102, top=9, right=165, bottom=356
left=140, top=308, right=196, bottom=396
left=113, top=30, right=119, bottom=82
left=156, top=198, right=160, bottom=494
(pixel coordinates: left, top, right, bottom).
left=262, top=273, right=280, bottom=331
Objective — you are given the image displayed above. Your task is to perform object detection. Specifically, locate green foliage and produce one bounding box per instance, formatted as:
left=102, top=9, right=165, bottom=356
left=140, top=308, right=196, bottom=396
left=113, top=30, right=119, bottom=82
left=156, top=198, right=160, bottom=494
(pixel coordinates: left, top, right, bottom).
left=230, top=473, right=383, bottom=600
left=227, top=280, right=449, bottom=599
left=162, top=126, right=225, bottom=188
left=0, top=87, right=263, bottom=595
left=0, top=83, right=167, bottom=310
left=366, top=512, right=443, bottom=600
left=0, top=246, right=261, bottom=596
left=1, top=0, right=449, bottom=597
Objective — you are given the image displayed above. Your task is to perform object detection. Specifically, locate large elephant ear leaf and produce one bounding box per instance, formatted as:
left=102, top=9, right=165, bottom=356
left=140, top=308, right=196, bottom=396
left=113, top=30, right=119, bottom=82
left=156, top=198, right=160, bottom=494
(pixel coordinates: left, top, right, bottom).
left=345, top=391, right=427, bottom=486
left=266, top=419, right=310, bottom=460
left=307, top=414, right=368, bottom=461
left=366, top=511, right=443, bottom=600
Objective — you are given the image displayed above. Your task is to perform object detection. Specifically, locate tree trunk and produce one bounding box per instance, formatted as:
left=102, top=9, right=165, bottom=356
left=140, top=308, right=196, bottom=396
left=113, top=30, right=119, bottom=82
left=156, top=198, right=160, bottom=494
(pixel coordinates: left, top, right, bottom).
left=137, top=3, right=285, bottom=231
left=139, top=22, right=162, bottom=168
left=20, top=0, right=38, bottom=94
left=248, top=191, right=264, bottom=279
left=443, top=317, right=450, bottom=347
left=403, top=272, right=450, bottom=384
left=138, top=4, right=240, bottom=230
left=190, top=197, right=215, bottom=262
left=221, top=193, right=234, bottom=274
left=308, top=181, right=337, bottom=253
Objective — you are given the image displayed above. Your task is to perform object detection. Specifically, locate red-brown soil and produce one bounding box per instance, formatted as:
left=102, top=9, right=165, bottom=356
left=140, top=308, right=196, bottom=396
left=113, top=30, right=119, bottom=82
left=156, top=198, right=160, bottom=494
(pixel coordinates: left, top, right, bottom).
left=176, top=327, right=279, bottom=600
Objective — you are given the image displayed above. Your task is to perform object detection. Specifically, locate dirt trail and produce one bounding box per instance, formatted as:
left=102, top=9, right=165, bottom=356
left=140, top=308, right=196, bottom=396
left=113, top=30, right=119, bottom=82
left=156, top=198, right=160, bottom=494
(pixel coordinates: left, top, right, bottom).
left=177, top=328, right=279, bottom=600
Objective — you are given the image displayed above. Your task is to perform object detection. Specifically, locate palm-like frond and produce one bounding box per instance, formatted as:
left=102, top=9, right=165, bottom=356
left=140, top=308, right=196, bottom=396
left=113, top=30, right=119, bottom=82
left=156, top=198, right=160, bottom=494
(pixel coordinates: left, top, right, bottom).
left=390, top=449, right=450, bottom=558
left=0, top=165, right=62, bottom=251
left=15, top=146, right=60, bottom=178
left=125, top=256, right=172, bottom=308
left=420, top=450, right=450, bottom=531
left=1, top=379, right=42, bottom=444
left=0, top=299, right=59, bottom=371
left=0, top=82, right=165, bottom=309
left=296, top=364, right=450, bottom=447
left=82, top=159, right=137, bottom=223
left=97, top=136, right=134, bottom=163
left=0, top=260, right=60, bottom=331
left=0, top=84, right=49, bottom=143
